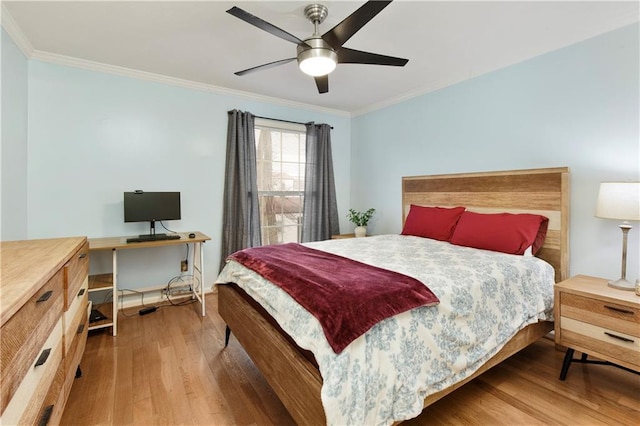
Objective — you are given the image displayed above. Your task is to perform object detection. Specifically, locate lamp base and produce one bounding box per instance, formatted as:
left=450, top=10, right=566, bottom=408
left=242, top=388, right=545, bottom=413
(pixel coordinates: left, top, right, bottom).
left=607, top=278, right=635, bottom=291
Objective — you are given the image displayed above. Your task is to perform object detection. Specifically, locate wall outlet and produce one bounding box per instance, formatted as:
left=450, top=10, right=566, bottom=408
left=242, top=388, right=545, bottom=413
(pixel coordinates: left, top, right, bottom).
left=180, top=260, right=188, bottom=272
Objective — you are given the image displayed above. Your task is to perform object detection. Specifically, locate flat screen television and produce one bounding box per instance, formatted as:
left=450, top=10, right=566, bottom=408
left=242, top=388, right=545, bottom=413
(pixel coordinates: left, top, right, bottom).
left=123, top=191, right=181, bottom=240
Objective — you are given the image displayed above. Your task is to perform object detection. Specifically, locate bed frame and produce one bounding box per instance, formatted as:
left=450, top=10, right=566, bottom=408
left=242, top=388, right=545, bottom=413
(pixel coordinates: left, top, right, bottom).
left=218, top=167, right=570, bottom=425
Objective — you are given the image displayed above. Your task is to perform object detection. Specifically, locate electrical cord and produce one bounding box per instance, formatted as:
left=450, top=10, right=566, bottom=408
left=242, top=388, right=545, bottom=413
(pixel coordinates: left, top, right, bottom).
left=163, top=274, right=197, bottom=306
left=159, top=221, right=178, bottom=234
left=118, top=289, right=148, bottom=317
left=98, top=274, right=198, bottom=318
left=92, top=290, right=113, bottom=310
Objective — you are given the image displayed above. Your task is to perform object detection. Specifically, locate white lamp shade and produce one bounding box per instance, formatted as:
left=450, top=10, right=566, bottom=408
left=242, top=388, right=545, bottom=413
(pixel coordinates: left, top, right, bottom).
left=595, top=181, right=640, bottom=221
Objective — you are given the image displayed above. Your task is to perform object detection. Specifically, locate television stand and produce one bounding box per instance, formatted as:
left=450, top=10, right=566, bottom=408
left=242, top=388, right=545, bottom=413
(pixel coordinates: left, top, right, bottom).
left=88, top=231, right=211, bottom=336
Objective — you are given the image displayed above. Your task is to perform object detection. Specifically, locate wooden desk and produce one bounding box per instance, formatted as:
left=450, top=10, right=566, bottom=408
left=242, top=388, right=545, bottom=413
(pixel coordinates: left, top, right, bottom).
left=88, top=232, right=211, bottom=336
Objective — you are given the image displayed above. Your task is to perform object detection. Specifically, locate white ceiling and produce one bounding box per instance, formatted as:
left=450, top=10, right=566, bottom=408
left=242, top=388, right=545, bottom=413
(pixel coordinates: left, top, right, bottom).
left=3, top=1, right=638, bottom=115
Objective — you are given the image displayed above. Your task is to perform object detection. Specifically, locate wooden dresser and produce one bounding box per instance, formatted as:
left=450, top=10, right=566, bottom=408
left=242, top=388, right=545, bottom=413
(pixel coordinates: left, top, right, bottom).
left=1, top=237, right=90, bottom=425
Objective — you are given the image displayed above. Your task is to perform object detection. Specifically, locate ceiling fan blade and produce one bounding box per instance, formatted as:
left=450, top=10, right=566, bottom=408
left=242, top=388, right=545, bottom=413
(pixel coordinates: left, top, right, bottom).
left=321, top=1, right=393, bottom=48
left=337, top=47, right=408, bottom=66
left=314, top=75, right=329, bottom=94
left=227, top=6, right=307, bottom=46
left=235, top=58, right=296, bottom=76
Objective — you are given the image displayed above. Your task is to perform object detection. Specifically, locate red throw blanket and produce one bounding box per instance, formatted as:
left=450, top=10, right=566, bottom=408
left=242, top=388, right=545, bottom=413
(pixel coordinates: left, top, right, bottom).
left=228, top=243, right=439, bottom=353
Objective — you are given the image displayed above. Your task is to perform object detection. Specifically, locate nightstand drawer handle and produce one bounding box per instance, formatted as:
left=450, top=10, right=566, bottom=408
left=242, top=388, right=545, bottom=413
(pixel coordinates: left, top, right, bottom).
left=77, top=288, right=85, bottom=297
left=604, top=305, right=634, bottom=315
left=604, top=332, right=634, bottom=343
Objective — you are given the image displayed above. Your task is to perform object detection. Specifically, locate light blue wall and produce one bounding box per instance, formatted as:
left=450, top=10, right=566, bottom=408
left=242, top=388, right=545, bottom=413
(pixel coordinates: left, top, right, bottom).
left=1, top=28, right=29, bottom=240
left=26, top=61, right=350, bottom=289
left=4, top=22, right=638, bottom=289
left=351, top=23, right=640, bottom=281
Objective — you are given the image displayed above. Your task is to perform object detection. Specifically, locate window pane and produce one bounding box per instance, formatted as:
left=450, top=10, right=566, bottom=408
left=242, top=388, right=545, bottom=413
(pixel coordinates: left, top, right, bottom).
left=271, top=131, right=282, bottom=161
left=282, top=133, right=300, bottom=162
left=255, top=125, right=305, bottom=244
left=281, top=163, right=301, bottom=190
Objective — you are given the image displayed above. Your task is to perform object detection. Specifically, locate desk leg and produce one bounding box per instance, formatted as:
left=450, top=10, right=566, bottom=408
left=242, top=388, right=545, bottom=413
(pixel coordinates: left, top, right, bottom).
left=191, top=241, right=206, bottom=316
left=200, top=241, right=205, bottom=316
left=112, top=249, right=118, bottom=336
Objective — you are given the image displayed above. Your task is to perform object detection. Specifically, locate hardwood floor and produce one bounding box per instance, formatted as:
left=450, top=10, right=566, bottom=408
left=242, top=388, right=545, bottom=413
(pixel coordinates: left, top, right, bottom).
left=61, top=292, right=639, bottom=425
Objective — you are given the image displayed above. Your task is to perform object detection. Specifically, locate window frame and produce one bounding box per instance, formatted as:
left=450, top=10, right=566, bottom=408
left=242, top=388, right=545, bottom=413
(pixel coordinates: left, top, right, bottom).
left=254, top=118, right=306, bottom=245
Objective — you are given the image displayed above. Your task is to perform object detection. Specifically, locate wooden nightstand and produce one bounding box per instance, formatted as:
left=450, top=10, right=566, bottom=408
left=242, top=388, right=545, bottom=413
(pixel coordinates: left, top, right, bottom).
left=554, top=275, right=640, bottom=379
left=331, top=234, right=356, bottom=239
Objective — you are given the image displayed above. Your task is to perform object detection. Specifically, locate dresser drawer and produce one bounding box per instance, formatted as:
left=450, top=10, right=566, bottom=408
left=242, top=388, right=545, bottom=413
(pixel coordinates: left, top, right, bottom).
left=64, top=277, right=89, bottom=356
left=37, top=360, right=66, bottom=426
left=0, top=318, right=63, bottom=425
left=64, top=241, right=90, bottom=310
left=560, top=292, right=639, bottom=336
left=0, top=269, right=64, bottom=414
left=63, top=306, right=88, bottom=402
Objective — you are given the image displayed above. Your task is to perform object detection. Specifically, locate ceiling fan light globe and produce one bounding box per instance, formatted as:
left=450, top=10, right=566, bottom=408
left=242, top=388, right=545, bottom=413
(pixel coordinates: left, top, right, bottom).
left=299, top=57, right=336, bottom=76
left=298, top=48, right=337, bottom=77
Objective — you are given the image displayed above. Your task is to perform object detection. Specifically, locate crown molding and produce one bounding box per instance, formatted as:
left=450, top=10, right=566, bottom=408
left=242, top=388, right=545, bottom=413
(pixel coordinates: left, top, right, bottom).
left=29, top=50, right=350, bottom=118
left=4, top=2, right=637, bottom=118
left=1, top=3, right=34, bottom=58
left=351, top=73, right=473, bottom=117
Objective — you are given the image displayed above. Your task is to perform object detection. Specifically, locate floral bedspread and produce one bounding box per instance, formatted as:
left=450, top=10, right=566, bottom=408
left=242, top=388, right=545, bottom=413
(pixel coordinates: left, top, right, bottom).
left=215, top=235, right=555, bottom=425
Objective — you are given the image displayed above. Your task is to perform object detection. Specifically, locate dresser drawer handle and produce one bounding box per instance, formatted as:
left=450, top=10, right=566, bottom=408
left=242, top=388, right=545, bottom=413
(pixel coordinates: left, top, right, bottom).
left=36, top=290, right=53, bottom=303
left=78, top=288, right=86, bottom=297
left=34, top=348, right=51, bottom=367
left=604, top=332, right=634, bottom=343
left=38, top=404, right=54, bottom=426
left=604, top=305, right=634, bottom=315
left=79, top=252, right=87, bottom=259
left=77, top=323, right=85, bottom=334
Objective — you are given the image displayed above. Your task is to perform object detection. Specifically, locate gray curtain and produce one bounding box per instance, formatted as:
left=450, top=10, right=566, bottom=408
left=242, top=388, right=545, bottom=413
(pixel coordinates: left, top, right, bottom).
left=220, top=110, right=261, bottom=271
left=301, top=123, right=340, bottom=242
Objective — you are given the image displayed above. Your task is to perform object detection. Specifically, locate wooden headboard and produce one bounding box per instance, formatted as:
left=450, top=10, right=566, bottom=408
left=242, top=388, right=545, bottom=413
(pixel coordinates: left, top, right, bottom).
left=402, top=167, right=570, bottom=282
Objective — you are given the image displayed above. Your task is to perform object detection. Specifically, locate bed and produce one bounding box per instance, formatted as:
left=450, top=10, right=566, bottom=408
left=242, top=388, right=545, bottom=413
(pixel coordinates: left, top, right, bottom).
left=216, top=167, right=570, bottom=425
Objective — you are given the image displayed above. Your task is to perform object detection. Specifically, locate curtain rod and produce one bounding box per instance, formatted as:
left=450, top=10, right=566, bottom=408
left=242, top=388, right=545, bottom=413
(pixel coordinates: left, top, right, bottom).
left=254, top=115, right=333, bottom=129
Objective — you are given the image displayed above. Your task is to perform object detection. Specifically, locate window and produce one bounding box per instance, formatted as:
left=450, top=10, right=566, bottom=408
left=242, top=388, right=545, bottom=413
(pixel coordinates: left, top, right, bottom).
left=255, top=119, right=306, bottom=245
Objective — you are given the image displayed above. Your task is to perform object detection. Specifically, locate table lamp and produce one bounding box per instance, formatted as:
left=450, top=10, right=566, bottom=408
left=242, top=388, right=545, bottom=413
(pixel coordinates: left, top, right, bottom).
left=595, top=181, right=640, bottom=290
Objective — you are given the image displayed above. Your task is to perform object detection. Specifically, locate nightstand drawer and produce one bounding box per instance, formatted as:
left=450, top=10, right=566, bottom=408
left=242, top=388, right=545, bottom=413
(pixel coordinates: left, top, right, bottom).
left=560, top=292, right=639, bottom=336
left=561, top=317, right=640, bottom=367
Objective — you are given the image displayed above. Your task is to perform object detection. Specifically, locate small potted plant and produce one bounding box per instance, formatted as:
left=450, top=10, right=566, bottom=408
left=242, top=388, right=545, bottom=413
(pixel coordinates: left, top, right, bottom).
left=347, top=208, right=375, bottom=237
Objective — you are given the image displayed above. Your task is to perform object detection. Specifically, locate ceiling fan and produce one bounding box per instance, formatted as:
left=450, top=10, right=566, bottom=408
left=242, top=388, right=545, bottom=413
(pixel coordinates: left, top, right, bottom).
left=227, top=0, right=409, bottom=94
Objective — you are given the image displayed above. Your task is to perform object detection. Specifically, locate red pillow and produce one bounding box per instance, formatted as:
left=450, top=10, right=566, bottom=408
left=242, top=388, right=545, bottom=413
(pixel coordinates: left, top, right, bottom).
left=401, top=205, right=466, bottom=241
left=450, top=211, right=549, bottom=255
